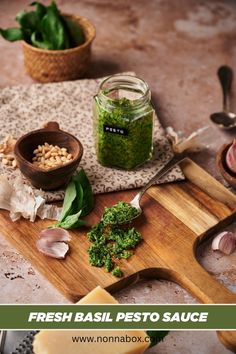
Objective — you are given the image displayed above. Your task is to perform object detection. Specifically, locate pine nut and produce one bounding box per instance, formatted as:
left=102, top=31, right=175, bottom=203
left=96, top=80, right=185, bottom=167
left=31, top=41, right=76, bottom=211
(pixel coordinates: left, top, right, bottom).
left=32, top=142, right=73, bottom=170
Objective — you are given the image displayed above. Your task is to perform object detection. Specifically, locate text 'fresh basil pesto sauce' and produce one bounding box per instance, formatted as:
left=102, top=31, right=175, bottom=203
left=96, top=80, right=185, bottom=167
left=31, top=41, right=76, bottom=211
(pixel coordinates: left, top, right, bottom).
left=93, top=74, right=154, bottom=170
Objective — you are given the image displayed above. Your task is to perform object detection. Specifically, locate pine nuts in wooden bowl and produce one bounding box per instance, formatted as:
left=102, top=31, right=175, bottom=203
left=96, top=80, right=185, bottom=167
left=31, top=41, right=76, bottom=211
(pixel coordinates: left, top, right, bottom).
left=14, top=122, right=83, bottom=190
left=32, top=143, right=73, bottom=170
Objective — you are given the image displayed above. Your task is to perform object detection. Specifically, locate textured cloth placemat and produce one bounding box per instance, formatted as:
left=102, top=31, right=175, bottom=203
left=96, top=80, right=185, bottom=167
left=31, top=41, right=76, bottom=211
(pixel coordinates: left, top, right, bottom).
left=0, top=73, right=184, bottom=202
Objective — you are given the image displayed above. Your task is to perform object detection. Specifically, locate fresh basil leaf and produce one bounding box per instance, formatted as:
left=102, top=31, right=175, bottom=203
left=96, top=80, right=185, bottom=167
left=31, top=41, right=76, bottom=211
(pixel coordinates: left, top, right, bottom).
left=59, top=180, right=77, bottom=222
left=15, top=10, right=27, bottom=25
left=31, top=31, right=52, bottom=49
left=16, top=10, right=40, bottom=32
left=73, top=169, right=94, bottom=216
left=146, top=331, right=169, bottom=348
left=68, top=218, right=87, bottom=229
left=58, top=210, right=86, bottom=229
left=0, top=28, right=24, bottom=41
left=63, top=16, right=85, bottom=47
left=71, top=181, right=84, bottom=213
left=41, top=2, right=70, bottom=50
left=30, top=2, right=47, bottom=19
left=50, top=0, right=60, bottom=15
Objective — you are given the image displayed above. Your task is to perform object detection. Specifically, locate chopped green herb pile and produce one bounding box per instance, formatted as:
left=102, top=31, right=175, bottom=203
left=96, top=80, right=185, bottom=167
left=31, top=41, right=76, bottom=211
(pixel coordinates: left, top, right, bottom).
left=94, top=96, right=153, bottom=170
left=112, top=267, right=123, bottom=278
left=102, top=201, right=139, bottom=225
left=53, top=169, right=94, bottom=229
left=0, top=1, right=84, bottom=50
left=87, top=202, right=142, bottom=277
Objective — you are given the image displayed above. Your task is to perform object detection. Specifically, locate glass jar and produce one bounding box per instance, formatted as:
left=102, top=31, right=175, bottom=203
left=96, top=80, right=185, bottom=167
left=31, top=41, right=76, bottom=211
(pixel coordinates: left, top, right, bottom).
left=93, top=74, right=154, bottom=170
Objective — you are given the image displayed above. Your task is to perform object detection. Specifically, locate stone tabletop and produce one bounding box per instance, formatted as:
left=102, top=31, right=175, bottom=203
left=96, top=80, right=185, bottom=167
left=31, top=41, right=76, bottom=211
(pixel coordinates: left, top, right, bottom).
left=0, top=0, right=235, bottom=353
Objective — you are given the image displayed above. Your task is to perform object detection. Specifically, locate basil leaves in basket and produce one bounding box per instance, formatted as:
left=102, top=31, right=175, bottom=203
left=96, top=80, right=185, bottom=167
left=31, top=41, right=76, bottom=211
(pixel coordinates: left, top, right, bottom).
left=0, top=1, right=85, bottom=50
left=54, top=169, right=94, bottom=229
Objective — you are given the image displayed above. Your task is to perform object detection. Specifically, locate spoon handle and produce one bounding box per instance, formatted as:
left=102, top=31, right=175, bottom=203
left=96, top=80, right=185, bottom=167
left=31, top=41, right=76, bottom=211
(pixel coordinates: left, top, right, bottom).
left=133, top=152, right=186, bottom=206
left=218, top=65, right=233, bottom=112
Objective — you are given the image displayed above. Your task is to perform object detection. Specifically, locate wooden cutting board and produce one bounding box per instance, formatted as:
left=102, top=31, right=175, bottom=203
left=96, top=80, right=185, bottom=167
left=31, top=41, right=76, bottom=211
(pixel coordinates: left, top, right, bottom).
left=1, top=158, right=236, bottom=351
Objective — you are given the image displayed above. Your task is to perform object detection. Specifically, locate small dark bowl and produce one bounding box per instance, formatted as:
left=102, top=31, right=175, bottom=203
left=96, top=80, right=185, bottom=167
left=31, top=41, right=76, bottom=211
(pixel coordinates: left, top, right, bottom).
left=14, top=122, right=83, bottom=190
left=216, top=142, right=236, bottom=188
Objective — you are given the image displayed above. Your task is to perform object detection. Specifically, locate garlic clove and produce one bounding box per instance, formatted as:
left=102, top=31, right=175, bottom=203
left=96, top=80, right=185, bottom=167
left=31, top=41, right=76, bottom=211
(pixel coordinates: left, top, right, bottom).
left=36, top=238, right=69, bottom=259
left=226, top=139, right=236, bottom=174
left=212, top=231, right=236, bottom=255
left=39, top=227, right=71, bottom=243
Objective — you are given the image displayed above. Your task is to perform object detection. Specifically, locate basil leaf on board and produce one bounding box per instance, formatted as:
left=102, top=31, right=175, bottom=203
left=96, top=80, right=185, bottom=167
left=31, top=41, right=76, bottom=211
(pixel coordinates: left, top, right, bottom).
left=52, top=169, right=93, bottom=230
left=0, top=28, right=24, bottom=41
left=63, top=16, right=85, bottom=47
left=146, top=331, right=169, bottom=348
left=71, top=181, right=84, bottom=214
left=30, top=2, right=47, bottom=19
left=73, top=169, right=94, bottom=216
left=57, top=210, right=86, bottom=229
left=41, top=1, right=70, bottom=50
left=67, top=218, right=87, bottom=229
left=59, top=180, right=77, bottom=222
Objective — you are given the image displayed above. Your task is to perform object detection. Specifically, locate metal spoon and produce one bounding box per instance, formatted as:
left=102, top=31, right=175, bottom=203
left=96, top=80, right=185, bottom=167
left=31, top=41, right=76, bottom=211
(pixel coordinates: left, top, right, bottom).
left=114, top=126, right=209, bottom=225
left=126, top=151, right=187, bottom=222
left=210, top=65, right=236, bottom=129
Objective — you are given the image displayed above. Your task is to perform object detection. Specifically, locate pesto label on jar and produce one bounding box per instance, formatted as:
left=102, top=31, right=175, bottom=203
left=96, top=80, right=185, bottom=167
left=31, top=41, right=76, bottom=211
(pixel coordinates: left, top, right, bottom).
left=103, top=124, right=128, bottom=136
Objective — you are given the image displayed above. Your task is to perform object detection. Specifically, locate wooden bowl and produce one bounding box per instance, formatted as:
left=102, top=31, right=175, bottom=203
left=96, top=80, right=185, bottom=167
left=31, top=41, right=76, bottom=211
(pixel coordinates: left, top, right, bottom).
left=14, top=122, right=83, bottom=190
left=216, top=142, right=236, bottom=188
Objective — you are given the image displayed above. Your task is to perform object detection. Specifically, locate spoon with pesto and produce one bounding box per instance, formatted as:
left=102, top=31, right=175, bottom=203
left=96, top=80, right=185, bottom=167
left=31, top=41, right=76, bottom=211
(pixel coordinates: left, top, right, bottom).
left=102, top=127, right=210, bottom=225
left=104, top=152, right=187, bottom=225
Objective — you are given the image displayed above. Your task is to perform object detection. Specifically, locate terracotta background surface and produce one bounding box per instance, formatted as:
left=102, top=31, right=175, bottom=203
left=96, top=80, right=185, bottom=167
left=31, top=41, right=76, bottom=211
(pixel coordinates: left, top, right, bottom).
left=0, top=0, right=236, bottom=353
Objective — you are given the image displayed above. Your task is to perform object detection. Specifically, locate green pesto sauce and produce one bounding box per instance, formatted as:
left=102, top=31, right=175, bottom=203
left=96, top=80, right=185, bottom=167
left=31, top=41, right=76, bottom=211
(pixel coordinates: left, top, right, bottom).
left=87, top=202, right=142, bottom=277
left=112, top=267, right=123, bottom=278
left=94, top=97, right=153, bottom=170
left=102, top=201, right=139, bottom=225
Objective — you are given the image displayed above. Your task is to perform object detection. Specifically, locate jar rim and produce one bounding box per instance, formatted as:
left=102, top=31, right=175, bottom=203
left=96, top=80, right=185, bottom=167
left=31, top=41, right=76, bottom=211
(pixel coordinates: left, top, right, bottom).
left=98, top=74, right=150, bottom=107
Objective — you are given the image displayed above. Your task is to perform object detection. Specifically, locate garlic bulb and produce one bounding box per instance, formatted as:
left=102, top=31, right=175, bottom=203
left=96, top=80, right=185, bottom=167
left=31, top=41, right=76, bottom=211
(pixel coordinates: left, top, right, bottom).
left=226, top=139, right=236, bottom=174
left=212, top=231, right=236, bottom=255
left=0, top=174, right=61, bottom=222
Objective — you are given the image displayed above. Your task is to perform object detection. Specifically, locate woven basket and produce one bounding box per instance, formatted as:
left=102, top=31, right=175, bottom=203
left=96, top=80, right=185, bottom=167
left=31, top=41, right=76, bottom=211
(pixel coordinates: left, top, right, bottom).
left=22, top=15, right=96, bottom=83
